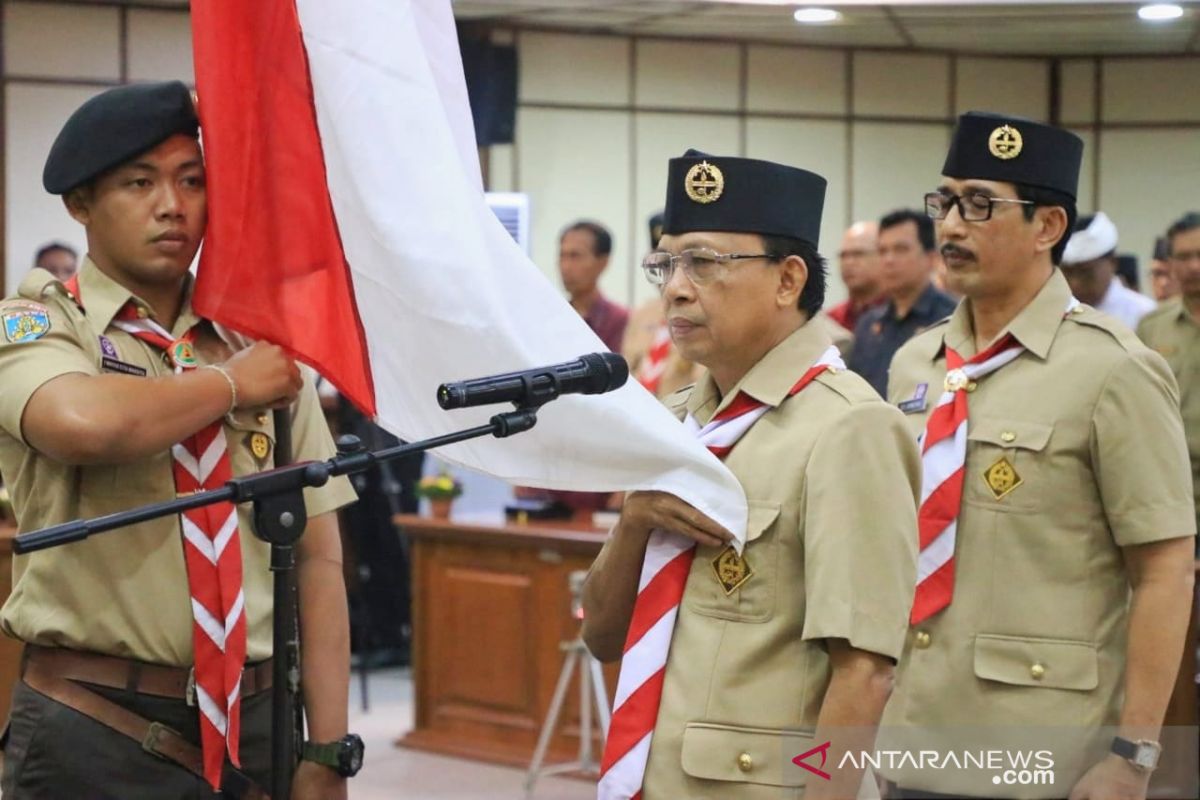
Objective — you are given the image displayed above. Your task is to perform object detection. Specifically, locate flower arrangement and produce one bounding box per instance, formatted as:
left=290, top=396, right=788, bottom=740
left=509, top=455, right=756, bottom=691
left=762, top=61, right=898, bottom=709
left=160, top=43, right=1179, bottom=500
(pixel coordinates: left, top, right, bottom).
left=416, top=471, right=463, bottom=501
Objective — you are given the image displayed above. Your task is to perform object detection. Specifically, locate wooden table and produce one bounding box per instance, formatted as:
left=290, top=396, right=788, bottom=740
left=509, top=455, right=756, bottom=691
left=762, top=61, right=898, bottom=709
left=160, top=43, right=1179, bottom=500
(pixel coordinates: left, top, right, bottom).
left=394, top=513, right=619, bottom=768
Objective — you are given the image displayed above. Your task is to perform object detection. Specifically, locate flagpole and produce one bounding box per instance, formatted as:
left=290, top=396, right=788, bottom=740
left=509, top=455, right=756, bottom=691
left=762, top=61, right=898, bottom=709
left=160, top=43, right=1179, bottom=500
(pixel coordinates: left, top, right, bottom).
left=270, top=407, right=300, bottom=800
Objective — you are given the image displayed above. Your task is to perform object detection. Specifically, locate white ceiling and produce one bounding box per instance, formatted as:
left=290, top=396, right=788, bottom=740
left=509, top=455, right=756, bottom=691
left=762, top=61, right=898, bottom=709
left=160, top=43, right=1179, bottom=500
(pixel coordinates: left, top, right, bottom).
left=451, top=0, right=1200, bottom=55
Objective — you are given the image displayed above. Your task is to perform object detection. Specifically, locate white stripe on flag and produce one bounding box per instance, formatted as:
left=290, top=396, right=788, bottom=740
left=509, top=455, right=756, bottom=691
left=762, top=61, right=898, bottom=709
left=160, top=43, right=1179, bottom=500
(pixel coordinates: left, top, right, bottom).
left=919, top=422, right=967, bottom=505
left=182, top=517, right=217, bottom=564
left=597, top=733, right=653, bottom=800
left=192, top=598, right=226, bottom=651
left=197, top=429, right=227, bottom=484
left=212, top=512, right=239, bottom=560
left=172, top=444, right=201, bottom=484
left=195, top=685, right=228, bottom=736
left=611, top=607, right=677, bottom=713
left=225, top=589, right=245, bottom=637
left=637, top=529, right=693, bottom=593
left=917, top=521, right=957, bottom=581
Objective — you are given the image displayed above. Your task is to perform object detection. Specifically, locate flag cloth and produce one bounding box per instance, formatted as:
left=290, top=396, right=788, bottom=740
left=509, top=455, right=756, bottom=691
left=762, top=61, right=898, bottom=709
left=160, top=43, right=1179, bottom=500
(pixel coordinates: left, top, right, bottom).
left=189, top=0, right=747, bottom=536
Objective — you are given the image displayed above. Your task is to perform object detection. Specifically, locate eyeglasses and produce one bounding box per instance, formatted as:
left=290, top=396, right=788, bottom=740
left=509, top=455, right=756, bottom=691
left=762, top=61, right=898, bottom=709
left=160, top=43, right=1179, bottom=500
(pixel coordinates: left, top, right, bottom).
left=924, top=191, right=1035, bottom=222
left=641, top=248, right=780, bottom=286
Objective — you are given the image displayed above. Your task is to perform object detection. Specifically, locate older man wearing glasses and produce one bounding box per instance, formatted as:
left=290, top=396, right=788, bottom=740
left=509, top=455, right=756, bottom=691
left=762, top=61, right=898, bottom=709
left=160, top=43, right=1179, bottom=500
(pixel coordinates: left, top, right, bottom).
left=878, top=113, right=1196, bottom=800
left=582, top=150, right=920, bottom=800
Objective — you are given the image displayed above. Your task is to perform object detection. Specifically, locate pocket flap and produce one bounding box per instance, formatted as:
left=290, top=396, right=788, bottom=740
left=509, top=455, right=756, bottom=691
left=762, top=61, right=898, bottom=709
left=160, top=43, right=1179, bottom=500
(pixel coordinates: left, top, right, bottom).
left=967, top=419, right=1052, bottom=451
left=973, top=634, right=1098, bottom=691
left=744, top=502, right=781, bottom=544
left=681, top=722, right=815, bottom=787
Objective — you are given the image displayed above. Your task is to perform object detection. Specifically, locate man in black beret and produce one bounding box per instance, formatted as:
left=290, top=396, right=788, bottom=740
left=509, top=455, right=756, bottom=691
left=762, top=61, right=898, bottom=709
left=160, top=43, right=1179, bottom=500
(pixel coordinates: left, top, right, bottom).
left=0, top=82, right=360, bottom=798
left=879, top=112, right=1196, bottom=799
left=584, top=151, right=920, bottom=799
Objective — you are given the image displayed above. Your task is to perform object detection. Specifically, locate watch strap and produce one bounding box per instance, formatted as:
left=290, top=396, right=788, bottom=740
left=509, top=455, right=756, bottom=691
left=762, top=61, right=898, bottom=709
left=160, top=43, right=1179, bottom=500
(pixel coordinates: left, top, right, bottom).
left=302, top=740, right=342, bottom=770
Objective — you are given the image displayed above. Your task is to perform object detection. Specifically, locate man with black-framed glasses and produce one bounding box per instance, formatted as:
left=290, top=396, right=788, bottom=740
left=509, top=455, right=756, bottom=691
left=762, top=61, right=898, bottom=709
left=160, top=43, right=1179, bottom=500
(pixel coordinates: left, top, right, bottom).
left=878, top=112, right=1196, bottom=800
left=585, top=150, right=920, bottom=800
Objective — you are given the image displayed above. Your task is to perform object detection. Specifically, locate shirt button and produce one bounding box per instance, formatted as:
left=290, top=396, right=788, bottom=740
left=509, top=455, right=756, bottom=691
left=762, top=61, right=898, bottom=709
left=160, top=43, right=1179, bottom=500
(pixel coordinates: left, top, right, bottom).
left=1030, top=663, right=1046, bottom=680
left=1000, top=431, right=1016, bottom=443
left=914, top=631, right=932, bottom=649
left=737, top=753, right=753, bottom=772
left=256, top=412, right=269, bottom=425
left=136, top=306, right=149, bottom=319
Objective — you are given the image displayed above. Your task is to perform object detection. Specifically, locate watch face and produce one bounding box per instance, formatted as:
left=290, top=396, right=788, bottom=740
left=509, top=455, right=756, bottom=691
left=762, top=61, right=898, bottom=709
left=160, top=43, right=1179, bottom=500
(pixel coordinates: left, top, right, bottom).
left=1133, top=747, right=1158, bottom=769
left=338, top=734, right=365, bottom=777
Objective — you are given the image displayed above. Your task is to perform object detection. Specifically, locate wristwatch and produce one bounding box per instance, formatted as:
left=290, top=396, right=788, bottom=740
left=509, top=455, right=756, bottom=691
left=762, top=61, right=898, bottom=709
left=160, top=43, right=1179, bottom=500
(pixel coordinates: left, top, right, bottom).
left=1110, top=736, right=1161, bottom=772
left=302, top=733, right=365, bottom=777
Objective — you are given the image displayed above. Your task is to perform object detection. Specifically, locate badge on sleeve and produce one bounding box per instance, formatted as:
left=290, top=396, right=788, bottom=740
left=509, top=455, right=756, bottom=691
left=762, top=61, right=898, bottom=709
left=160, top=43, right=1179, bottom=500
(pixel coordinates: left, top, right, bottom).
left=712, top=545, right=753, bottom=595
left=246, top=432, right=271, bottom=466
left=3, top=302, right=51, bottom=343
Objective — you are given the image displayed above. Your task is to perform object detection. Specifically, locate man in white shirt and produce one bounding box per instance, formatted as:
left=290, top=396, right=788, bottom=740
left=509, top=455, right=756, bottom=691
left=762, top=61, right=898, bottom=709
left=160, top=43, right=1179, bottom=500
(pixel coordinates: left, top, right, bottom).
left=1062, top=211, right=1156, bottom=329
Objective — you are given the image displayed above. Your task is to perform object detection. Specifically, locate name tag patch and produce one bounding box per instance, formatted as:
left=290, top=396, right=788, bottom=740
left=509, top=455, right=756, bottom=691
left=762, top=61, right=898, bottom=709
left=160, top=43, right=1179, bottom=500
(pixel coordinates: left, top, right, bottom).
left=898, top=382, right=929, bottom=414
left=101, top=356, right=148, bottom=377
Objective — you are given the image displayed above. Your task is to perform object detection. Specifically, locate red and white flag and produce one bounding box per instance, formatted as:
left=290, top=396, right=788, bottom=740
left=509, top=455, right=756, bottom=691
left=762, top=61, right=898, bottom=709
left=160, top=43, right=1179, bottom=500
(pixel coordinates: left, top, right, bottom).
left=189, top=3, right=746, bottom=529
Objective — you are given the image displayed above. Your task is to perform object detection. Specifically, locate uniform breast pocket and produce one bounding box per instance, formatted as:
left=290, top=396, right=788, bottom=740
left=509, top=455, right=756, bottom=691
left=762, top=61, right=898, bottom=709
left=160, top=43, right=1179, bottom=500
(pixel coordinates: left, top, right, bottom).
left=964, top=419, right=1053, bottom=513
left=686, top=502, right=781, bottom=623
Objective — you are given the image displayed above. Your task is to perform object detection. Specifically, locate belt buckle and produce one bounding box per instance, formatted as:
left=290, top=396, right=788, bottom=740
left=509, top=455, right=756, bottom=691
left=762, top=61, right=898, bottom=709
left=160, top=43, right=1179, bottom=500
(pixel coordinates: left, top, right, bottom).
left=142, top=721, right=171, bottom=760
left=185, top=667, right=196, bottom=707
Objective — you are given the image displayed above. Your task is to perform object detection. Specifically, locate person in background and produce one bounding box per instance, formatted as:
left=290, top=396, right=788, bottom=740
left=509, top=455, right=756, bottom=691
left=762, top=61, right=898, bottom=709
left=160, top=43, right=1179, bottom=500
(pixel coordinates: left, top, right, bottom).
left=1150, top=235, right=1180, bottom=302
left=559, top=219, right=628, bottom=353
left=1061, top=211, right=1156, bottom=329
left=624, top=212, right=704, bottom=400
left=1116, top=253, right=1140, bottom=293
left=848, top=209, right=957, bottom=396
left=827, top=220, right=882, bottom=333
left=32, top=241, right=78, bottom=282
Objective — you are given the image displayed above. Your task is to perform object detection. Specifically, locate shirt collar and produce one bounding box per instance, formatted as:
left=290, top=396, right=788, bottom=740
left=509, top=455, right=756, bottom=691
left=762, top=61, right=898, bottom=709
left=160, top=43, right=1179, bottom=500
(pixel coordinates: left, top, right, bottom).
left=937, top=269, right=1071, bottom=362
left=687, top=320, right=833, bottom=424
left=75, top=257, right=199, bottom=337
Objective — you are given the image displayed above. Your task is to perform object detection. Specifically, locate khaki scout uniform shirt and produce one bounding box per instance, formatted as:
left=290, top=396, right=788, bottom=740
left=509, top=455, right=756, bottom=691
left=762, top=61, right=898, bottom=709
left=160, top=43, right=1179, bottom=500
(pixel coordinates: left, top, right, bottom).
left=1138, top=297, right=1200, bottom=546
left=0, top=259, right=357, bottom=665
left=880, top=271, right=1195, bottom=798
left=595, top=322, right=921, bottom=799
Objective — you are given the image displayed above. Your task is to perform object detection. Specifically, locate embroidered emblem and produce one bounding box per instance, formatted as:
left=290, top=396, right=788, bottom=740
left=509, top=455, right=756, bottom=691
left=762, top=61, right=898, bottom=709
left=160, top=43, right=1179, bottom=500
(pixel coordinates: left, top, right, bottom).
left=684, top=161, right=724, bottom=204
left=711, top=545, right=753, bottom=595
left=170, top=340, right=197, bottom=369
left=984, top=457, right=1022, bottom=500
left=988, top=125, right=1023, bottom=160
left=98, top=335, right=118, bottom=358
left=248, top=432, right=271, bottom=464
left=2, top=304, right=51, bottom=343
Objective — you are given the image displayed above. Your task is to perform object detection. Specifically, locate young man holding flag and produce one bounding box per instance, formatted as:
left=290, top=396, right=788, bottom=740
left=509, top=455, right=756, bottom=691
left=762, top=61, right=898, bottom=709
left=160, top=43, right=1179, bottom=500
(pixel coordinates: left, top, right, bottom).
left=879, top=113, right=1196, bottom=799
left=0, top=82, right=358, bottom=799
left=582, top=151, right=921, bottom=800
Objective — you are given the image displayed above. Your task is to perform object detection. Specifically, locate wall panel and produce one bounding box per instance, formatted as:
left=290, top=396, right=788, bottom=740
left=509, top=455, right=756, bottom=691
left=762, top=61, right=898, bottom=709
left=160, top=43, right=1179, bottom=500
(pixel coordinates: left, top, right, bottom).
left=5, top=84, right=98, bottom=294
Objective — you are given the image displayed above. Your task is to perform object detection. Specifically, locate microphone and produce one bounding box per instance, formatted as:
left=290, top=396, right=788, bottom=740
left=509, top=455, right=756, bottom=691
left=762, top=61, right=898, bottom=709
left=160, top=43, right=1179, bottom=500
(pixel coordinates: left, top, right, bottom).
left=437, top=352, right=629, bottom=410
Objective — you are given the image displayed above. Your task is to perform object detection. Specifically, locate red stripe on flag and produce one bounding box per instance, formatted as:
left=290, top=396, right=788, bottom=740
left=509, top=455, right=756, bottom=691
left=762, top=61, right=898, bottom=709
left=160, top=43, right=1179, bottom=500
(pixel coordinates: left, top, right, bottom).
left=917, top=468, right=963, bottom=547
left=190, top=1, right=376, bottom=414
left=622, top=549, right=695, bottom=651
left=600, top=667, right=665, bottom=774
left=910, top=557, right=955, bottom=624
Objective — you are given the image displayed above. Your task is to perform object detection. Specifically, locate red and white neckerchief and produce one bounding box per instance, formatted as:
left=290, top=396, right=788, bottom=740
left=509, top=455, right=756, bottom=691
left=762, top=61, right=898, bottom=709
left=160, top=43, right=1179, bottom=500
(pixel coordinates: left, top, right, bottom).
left=636, top=324, right=672, bottom=396
left=598, top=345, right=845, bottom=800
left=86, top=283, right=247, bottom=790
left=911, top=299, right=1076, bottom=625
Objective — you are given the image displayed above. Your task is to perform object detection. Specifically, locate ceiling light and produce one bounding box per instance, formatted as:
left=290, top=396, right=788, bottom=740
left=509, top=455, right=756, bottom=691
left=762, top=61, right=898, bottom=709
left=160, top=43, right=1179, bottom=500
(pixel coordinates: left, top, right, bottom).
left=793, top=7, right=842, bottom=24
left=1138, top=4, right=1184, bottom=21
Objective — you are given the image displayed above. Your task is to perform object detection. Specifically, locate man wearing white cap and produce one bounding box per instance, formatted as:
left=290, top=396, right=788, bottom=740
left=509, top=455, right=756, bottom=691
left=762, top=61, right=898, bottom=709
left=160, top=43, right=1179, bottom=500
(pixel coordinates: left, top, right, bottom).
left=1062, top=212, right=1156, bottom=329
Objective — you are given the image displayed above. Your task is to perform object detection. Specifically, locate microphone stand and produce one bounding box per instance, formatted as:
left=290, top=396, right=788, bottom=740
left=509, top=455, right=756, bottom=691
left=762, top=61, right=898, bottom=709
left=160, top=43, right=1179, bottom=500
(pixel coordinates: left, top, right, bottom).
left=15, top=403, right=543, bottom=800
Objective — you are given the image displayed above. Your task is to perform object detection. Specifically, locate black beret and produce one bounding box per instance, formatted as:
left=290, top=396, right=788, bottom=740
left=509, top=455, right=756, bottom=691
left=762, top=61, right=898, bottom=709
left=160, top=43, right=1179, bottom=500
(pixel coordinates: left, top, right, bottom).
left=662, top=150, right=827, bottom=248
left=942, top=111, right=1083, bottom=200
left=43, top=80, right=198, bottom=195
